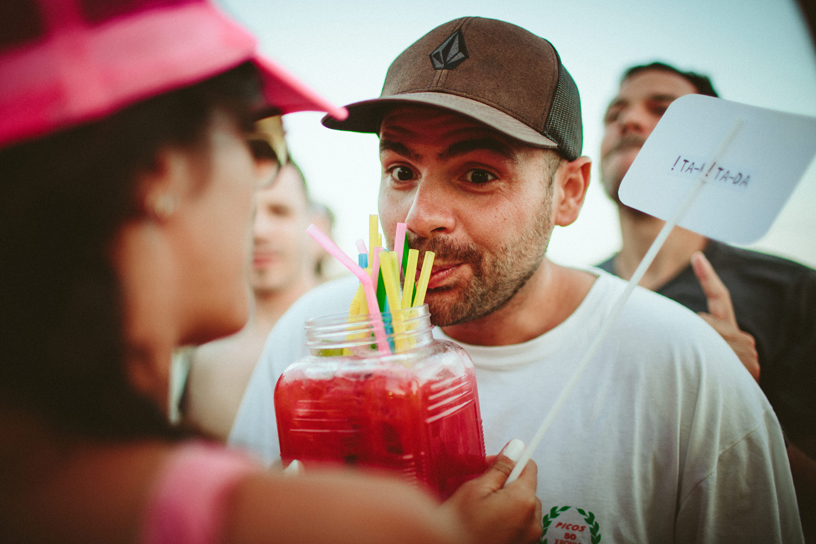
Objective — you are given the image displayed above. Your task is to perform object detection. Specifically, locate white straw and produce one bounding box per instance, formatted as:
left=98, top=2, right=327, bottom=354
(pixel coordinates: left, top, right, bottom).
left=505, top=119, right=744, bottom=485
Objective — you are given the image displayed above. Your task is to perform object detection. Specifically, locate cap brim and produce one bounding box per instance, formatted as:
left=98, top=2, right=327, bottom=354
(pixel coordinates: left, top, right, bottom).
left=252, top=55, right=347, bottom=121
left=322, top=92, right=556, bottom=149
left=0, top=1, right=346, bottom=148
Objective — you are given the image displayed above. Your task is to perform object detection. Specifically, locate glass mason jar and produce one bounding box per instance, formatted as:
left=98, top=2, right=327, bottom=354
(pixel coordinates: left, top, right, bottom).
left=274, top=305, right=486, bottom=499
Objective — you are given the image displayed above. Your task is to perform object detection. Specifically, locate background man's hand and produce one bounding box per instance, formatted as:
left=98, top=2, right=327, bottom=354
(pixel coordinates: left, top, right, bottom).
left=444, top=439, right=542, bottom=544
left=691, top=251, right=760, bottom=381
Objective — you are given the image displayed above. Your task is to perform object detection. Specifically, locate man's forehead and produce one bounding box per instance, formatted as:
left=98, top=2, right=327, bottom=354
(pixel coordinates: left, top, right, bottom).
left=379, top=105, right=519, bottom=146
left=259, top=163, right=308, bottom=202
left=615, top=69, right=697, bottom=103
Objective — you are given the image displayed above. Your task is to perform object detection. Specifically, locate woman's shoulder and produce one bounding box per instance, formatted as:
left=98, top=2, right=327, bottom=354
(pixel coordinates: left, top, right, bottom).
left=141, top=441, right=257, bottom=544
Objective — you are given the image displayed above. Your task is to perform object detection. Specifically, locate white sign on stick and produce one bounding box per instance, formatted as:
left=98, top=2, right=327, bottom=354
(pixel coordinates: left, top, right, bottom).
left=619, top=94, right=816, bottom=244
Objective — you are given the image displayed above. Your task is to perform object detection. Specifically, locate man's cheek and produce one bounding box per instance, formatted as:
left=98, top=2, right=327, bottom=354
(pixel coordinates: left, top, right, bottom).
left=378, top=193, right=408, bottom=235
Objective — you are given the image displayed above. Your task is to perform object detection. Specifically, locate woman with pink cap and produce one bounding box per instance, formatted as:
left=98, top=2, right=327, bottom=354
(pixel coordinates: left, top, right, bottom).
left=0, top=1, right=540, bottom=542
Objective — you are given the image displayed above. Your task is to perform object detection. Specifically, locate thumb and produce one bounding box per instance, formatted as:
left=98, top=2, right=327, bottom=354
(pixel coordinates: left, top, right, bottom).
left=481, top=439, right=526, bottom=492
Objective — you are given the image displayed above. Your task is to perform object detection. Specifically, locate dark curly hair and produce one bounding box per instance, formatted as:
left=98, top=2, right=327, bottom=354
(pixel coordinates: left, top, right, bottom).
left=0, top=62, right=261, bottom=440
left=622, top=61, right=719, bottom=98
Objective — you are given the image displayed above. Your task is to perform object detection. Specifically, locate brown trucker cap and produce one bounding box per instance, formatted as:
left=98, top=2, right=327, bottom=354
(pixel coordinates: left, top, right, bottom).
left=322, top=17, right=583, bottom=161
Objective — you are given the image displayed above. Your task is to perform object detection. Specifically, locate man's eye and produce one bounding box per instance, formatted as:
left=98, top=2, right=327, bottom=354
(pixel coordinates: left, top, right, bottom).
left=390, top=166, right=415, bottom=182
left=464, top=169, right=496, bottom=184
left=604, top=111, right=619, bottom=124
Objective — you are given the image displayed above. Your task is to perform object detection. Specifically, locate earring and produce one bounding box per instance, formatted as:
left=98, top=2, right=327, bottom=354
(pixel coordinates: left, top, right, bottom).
left=151, top=194, right=179, bottom=219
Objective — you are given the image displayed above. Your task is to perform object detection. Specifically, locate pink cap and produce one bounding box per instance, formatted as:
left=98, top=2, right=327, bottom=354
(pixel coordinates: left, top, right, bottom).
left=0, top=0, right=347, bottom=148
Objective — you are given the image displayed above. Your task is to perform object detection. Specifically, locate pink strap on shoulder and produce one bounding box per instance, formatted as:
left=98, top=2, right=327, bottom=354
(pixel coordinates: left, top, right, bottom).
left=141, top=442, right=257, bottom=544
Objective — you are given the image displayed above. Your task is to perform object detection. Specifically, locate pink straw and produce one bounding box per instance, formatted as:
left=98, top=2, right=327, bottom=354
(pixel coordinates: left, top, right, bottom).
left=306, top=225, right=390, bottom=354
left=394, top=223, right=407, bottom=274
left=370, top=247, right=383, bottom=285
left=355, top=239, right=368, bottom=256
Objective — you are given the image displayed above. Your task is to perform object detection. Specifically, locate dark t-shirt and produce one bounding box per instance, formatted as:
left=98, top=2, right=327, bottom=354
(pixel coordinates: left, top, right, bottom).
left=598, top=240, right=816, bottom=442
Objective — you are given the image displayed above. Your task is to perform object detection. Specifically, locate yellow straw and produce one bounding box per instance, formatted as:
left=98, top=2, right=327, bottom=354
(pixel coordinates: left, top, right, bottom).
left=348, top=283, right=364, bottom=317
left=390, top=248, right=400, bottom=283
left=344, top=283, right=370, bottom=355
left=413, top=251, right=435, bottom=307
left=401, top=249, right=419, bottom=309
left=380, top=253, right=402, bottom=311
left=400, top=249, right=420, bottom=350
left=369, top=215, right=379, bottom=264
left=380, top=252, right=408, bottom=351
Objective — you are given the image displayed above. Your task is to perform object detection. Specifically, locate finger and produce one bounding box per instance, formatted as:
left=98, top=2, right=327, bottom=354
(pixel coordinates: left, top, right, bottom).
left=691, top=251, right=736, bottom=324
left=697, top=312, right=730, bottom=336
left=520, top=494, right=544, bottom=544
left=481, top=439, right=526, bottom=492
left=531, top=497, right=544, bottom=543
left=512, top=455, right=538, bottom=491
left=282, top=459, right=302, bottom=476
left=513, top=462, right=541, bottom=543
left=698, top=313, right=760, bottom=381
left=698, top=313, right=747, bottom=347
left=698, top=312, right=744, bottom=351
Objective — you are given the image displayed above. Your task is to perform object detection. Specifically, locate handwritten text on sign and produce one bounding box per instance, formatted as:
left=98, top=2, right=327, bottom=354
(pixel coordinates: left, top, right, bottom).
left=668, top=154, right=751, bottom=191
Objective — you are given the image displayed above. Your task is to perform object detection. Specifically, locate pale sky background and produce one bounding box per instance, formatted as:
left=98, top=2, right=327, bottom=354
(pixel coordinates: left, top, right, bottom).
left=222, top=0, right=816, bottom=272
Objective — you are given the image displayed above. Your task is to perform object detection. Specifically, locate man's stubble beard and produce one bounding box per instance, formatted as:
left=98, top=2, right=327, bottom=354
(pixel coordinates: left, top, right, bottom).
left=606, top=169, right=655, bottom=222
left=602, top=135, right=652, bottom=220
left=250, top=266, right=296, bottom=298
left=412, top=187, right=554, bottom=328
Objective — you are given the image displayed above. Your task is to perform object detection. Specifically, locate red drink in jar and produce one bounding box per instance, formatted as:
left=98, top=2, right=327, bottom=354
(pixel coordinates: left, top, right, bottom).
left=275, top=306, right=486, bottom=499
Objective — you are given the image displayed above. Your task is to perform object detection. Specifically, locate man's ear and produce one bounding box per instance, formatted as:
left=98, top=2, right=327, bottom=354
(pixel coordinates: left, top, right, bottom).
left=553, top=156, right=591, bottom=227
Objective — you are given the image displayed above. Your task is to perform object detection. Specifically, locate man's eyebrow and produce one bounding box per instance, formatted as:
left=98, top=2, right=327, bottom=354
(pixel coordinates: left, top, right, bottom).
left=439, top=138, right=516, bottom=161
left=380, top=139, right=420, bottom=161
left=605, top=93, right=682, bottom=115
left=646, top=93, right=682, bottom=103
left=605, top=97, right=626, bottom=114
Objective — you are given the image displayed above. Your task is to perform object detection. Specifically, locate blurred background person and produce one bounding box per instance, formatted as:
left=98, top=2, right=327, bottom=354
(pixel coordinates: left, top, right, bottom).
left=596, top=61, right=816, bottom=540
left=182, top=130, right=335, bottom=440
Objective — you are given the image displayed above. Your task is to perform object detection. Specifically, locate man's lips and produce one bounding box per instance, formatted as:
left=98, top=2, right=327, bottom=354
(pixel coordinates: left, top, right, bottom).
left=609, top=136, right=646, bottom=156
left=252, top=252, right=279, bottom=267
left=426, top=263, right=461, bottom=290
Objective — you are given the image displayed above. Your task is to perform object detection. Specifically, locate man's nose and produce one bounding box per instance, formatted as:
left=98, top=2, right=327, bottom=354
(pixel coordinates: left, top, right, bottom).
left=253, top=212, right=274, bottom=240
left=616, top=105, right=648, bottom=135
left=403, top=178, right=456, bottom=239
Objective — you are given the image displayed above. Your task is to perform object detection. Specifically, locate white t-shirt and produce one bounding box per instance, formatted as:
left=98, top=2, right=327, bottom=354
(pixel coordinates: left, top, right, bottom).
left=230, top=270, right=803, bottom=543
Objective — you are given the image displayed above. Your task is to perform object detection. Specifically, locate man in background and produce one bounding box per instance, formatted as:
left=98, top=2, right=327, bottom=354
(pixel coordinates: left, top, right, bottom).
left=597, top=61, right=816, bottom=538
left=180, top=117, right=333, bottom=440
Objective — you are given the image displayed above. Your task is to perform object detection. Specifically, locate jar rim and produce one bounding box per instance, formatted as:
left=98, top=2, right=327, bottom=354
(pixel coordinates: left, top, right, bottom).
left=304, top=304, right=433, bottom=354
left=305, top=304, right=430, bottom=329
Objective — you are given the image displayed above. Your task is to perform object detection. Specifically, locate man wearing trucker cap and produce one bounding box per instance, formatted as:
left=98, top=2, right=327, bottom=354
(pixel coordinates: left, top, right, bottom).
left=232, top=16, right=804, bottom=542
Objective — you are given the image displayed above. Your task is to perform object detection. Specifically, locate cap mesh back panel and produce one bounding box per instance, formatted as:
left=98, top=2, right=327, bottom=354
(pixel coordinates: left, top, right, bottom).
left=543, top=63, right=582, bottom=161
left=0, top=0, right=46, bottom=49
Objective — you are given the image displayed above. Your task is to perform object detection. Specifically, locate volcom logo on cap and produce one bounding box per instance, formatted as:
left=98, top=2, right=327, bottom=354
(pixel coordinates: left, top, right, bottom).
left=430, top=29, right=469, bottom=70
